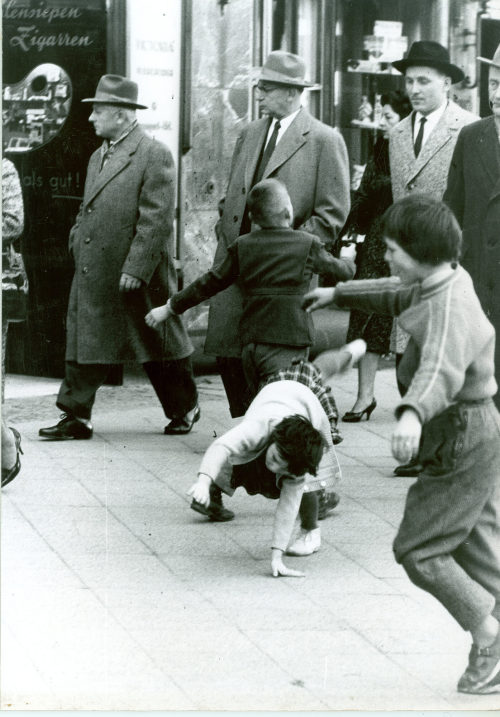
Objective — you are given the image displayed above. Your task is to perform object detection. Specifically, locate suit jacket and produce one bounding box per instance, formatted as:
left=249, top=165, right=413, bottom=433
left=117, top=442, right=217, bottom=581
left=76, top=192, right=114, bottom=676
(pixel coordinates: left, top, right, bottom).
left=390, top=100, right=478, bottom=202
left=444, top=116, right=500, bottom=408
left=204, top=107, right=351, bottom=357
left=66, top=124, right=192, bottom=364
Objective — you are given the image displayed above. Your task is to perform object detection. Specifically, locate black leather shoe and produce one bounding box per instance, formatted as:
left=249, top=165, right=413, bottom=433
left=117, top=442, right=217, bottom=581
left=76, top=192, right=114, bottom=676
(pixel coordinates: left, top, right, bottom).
left=394, top=461, right=422, bottom=477
left=317, top=489, right=340, bottom=520
left=39, top=413, right=93, bottom=440
left=190, top=483, right=235, bottom=522
left=164, top=406, right=200, bottom=435
left=342, top=398, right=377, bottom=423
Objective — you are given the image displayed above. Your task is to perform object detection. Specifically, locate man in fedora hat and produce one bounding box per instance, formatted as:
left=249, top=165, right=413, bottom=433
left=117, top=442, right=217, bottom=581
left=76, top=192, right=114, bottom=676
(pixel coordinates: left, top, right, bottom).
left=445, top=43, right=500, bottom=417
left=39, top=75, right=200, bottom=442
left=204, top=50, right=351, bottom=419
left=389, top=41, right=478, bottom=477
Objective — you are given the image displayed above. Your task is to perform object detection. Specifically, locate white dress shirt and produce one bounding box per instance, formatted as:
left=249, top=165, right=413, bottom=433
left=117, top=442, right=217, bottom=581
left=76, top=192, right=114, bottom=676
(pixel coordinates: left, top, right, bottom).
left=264, top=107, right=302, bottom=148
left=413, top=100, right=448, bottom=150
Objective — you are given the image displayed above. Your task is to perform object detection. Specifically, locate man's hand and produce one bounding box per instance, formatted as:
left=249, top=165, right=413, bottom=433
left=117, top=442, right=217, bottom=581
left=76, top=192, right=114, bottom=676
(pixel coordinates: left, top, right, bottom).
left=119, top=273, right=142, bottom=292
left=302, top=287, right=336, bottom=313
left=187, top=473, right=212, bottom=507
left=392, top=408, right=422, bottom=463
left=145, top=300, right=173, bottom=328
left=271, top=548, right=305, bottom=578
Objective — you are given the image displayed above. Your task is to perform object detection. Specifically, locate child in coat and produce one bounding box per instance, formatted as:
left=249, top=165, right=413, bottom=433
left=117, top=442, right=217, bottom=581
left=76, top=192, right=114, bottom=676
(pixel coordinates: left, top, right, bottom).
left=303, top=194, right=500, bottom=695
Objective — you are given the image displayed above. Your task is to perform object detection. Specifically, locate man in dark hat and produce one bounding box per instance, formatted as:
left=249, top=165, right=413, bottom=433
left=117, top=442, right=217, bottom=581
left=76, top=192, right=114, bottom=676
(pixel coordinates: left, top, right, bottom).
left=204, top=50, right=351, bottom=419
left=39, top=75, right=201, bottom=444
left=445, top=44, right=500, bottom=416
left=388, top=41, right=478, bottom=477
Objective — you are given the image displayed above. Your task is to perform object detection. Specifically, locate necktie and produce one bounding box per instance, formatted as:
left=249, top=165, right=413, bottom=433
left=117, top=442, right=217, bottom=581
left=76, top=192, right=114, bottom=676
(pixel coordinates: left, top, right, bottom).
left=253, top=120, right=281, bottom=185
left=414, top=116, right=427, bottom=158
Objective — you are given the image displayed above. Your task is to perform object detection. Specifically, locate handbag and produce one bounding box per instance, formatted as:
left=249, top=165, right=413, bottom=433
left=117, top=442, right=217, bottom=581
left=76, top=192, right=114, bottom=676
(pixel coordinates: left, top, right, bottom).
left=2, top=243, right=28, bottom=322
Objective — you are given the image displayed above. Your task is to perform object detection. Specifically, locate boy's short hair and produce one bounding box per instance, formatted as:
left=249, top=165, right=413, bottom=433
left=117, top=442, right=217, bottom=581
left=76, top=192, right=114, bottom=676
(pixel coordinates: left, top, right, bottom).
left=381, top=194, right=462, bottom=264
left=270, top=414, right=325, bottom=477
left=247, top=178, right=291, bottom=227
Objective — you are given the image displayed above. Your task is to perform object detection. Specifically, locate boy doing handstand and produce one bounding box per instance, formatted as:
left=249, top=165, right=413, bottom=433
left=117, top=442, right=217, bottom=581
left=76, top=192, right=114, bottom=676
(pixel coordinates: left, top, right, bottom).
left=186, top=341, right=365, bottom=576
left=304, top=194, right=500, bottom=695
left=146, top=178, right=354, bottom=539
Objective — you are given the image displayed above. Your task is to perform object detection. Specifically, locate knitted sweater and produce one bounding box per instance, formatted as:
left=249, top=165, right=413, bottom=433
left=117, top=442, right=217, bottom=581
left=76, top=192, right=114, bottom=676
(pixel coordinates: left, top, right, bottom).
left=334, top=266, right=497, bottom=424
left=198, top=380, right=337, bottom=551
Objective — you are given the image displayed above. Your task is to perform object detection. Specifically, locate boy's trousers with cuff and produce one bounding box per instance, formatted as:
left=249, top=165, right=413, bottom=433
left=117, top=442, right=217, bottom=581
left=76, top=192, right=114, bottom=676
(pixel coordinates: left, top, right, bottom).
left=393, top=398, right=500, bottom=631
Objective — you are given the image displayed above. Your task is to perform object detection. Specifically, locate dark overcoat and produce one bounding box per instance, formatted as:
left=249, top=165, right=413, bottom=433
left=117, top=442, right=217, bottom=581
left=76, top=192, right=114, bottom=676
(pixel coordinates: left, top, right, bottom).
left=444, top=116, right=500, bottom=407
left=204, top=107, right=351, bottom=357
left=65, top=125, right=192, bottom=364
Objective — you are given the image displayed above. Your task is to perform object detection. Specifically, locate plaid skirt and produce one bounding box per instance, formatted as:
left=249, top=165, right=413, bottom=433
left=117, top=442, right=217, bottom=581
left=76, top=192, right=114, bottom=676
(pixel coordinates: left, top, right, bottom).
left=261, top=360, right=341, bottom=492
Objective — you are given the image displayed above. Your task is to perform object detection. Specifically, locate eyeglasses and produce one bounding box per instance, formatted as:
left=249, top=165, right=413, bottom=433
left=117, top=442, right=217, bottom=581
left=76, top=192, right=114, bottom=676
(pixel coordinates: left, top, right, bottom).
left=255, top=83, right=281, bottom=94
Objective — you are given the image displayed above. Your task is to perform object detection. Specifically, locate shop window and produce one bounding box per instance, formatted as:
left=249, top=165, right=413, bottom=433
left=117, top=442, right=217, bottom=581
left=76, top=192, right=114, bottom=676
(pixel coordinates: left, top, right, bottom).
left=3, top=63, right=72, bottom=153
left=268, top=0, right=322, bottom=117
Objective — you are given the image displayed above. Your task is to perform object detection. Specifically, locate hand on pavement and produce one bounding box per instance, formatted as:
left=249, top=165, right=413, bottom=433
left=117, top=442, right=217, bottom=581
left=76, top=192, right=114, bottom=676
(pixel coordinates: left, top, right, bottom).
left=271, top=550, right=305, bottom=578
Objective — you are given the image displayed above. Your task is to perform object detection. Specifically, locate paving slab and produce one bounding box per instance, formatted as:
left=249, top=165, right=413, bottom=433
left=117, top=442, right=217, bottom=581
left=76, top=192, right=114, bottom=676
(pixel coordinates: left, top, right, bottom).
left=2, top=366, right=500, bottom=710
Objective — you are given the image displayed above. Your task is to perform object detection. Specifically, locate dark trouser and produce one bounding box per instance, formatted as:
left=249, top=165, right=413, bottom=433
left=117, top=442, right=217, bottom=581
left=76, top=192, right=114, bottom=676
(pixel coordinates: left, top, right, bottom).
left=241, top=343, right=309, bottom=397
left=215, top=356, right=253, bottom=418
left=230, top=455, right=318, bottom=530
left=393, top=400, right=500, bottom=631
left=57, top=358, right=198, bottom=421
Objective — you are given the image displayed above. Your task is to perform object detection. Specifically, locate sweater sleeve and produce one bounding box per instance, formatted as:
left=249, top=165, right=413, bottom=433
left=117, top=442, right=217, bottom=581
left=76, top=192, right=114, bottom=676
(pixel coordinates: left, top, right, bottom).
left=198, top=418, right=268, bottom=480
left=2, top=159, right=24, bottom=242
left=396, top=290, right=484, bottom=423
left=271, top=477, right=305, bottom=551
left=334, top=277, right=415, bottom=316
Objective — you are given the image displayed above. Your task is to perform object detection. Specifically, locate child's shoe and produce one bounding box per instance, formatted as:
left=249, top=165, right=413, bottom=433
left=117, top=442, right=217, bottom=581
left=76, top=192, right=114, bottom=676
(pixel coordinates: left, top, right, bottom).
left=457, top=630, right=500, bottom=694
left=317, top=489, right=340, bottom=520
left=286, top=528, right=321, bottom=556
left=331, top=427, right=343, bottom=445
left=191, top=483, right=235, bottom=522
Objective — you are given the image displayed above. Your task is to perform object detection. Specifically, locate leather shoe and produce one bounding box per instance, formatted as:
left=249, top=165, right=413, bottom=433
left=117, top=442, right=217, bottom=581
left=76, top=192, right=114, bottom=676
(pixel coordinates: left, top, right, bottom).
left=39, top=413, right=93, bottom=440
left=394, top=461, right=422, bottom=477
left=164, top=405, right=200, bottom=435
left=190, top=483, right=235, bottom=522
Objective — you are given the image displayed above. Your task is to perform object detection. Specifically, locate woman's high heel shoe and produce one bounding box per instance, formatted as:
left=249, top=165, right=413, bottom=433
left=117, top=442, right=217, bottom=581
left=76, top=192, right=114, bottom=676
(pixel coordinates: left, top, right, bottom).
left=2, top=427, right=23, bottom=488
left=342, top=398, right=377, bottom=423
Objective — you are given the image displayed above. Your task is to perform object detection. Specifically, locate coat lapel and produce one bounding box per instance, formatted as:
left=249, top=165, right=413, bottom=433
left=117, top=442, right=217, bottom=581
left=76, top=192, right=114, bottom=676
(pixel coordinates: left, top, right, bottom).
left=244, top=118, right=271, bottom=189
left=477, top=117, right=500, bottom=193
left=407, top=102, right=464, bottom=182
left=84, top=126, right=144, bottom=206
left=264, top=107, right=309, bottom=178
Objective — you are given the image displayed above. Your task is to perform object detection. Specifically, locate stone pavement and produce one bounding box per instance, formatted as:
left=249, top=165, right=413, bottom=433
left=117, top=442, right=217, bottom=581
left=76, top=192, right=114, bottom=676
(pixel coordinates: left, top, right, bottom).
left=2, top=363, right=500, bottom=711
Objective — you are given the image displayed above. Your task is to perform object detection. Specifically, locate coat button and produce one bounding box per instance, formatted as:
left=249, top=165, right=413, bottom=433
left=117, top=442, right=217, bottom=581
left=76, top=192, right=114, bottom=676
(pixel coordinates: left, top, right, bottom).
left=82, top=267, right=88, bottom=274
left=86, top=207, right=93, bottom=214
left=241, top=187, right=246, bottom=194
left=233, top=215, right=239, bottom=222
left=84, top=237, right=90, bottom=244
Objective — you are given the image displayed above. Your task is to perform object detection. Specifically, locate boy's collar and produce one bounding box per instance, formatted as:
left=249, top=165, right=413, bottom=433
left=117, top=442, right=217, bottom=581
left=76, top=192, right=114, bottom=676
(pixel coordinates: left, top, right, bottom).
left=421, top=263, right=457, bottom=290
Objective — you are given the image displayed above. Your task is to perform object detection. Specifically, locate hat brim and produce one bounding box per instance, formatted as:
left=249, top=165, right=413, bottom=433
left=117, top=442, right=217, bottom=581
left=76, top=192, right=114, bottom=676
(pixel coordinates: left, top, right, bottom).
left=478, top=56, right=500, bottom=70
left=81, top=97, right=148, bottom=109
left=258, top=68, right=315, bottom=88
left=391, top=58, right=464, bottom=84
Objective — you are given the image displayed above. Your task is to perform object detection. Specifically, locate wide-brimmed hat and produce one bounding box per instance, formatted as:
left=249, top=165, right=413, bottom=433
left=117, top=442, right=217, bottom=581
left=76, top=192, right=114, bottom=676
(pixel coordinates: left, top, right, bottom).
left=478, top=44, right=500, bottom=69
left=81, top=74, right=148, bottom=109
left=258, top=51, right=314, bottom=88
left=392, top=41, right=464, bottom=84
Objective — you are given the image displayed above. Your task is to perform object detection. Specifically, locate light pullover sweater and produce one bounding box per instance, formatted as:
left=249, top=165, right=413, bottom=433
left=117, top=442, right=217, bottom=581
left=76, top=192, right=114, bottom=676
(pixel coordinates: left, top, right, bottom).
left=334, top=266, right=497, bottom=424
left=198, top=380, right=338, bottom=551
